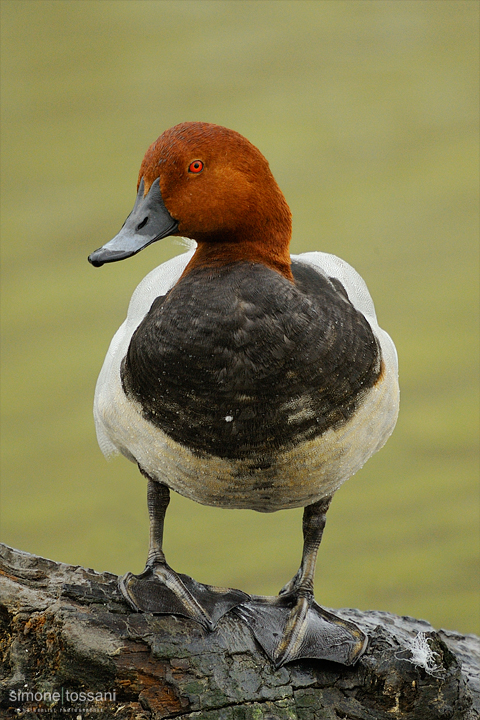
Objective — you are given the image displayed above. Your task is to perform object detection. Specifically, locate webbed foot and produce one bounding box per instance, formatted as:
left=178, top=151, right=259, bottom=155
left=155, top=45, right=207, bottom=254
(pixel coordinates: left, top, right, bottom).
left=232, top=495, right=367, bottom=667
left=234, top=592, right=367, bottom=668
left=124, top=478, right=248, bottom=629
left=119, top=563, right=249, bottom=630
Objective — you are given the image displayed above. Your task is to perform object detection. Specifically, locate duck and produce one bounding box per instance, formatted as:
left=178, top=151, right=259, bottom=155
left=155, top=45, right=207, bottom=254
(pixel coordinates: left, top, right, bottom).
left=88, top=121, right=399, bottom=667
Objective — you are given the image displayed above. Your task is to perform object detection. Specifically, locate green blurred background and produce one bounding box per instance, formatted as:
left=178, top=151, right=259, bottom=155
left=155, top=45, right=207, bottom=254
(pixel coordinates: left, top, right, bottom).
left=1, top=0, right=478, bottom=635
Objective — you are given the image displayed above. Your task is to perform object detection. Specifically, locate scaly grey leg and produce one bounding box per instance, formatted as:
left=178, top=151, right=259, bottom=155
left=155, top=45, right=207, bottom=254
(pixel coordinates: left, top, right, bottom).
left=145, top=478, right=169, bottom=566
left=119, top=472, right=249, bottom=628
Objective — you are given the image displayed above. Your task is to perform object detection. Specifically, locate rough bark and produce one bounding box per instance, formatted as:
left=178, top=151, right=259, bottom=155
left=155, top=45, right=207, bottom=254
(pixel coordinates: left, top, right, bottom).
left=0, top=543, right=478, bottom=720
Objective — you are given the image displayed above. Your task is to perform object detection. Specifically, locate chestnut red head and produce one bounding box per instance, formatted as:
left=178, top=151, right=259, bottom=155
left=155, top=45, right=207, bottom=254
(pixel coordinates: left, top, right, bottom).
left=88, top=122, right=292, bottom=278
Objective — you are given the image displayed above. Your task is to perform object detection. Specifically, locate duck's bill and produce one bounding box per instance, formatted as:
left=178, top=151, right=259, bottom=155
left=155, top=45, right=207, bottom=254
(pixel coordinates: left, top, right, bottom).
left=88, top=177, right=179, bottom=267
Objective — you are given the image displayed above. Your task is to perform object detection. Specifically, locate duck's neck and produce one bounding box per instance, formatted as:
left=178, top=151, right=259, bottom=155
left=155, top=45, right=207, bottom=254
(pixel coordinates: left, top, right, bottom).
left=181, top=237, right=293, bottom=282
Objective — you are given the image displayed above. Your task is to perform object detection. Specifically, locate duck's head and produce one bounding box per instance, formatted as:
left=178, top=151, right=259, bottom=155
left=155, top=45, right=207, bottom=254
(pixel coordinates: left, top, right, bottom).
left=88, top=122, right=293, bottom=279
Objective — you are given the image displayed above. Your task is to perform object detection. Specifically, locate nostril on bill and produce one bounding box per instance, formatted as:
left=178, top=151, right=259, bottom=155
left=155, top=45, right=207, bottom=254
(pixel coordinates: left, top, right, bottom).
left=136, top=216, right=149, bottom=231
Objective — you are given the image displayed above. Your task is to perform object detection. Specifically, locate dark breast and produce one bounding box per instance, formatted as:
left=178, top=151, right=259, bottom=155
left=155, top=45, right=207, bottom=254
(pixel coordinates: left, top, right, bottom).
left=121, top=261, right=381, bottom=461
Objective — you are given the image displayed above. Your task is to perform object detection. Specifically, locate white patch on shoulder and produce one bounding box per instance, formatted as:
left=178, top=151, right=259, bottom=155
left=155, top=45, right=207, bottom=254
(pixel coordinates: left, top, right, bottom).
left=292, top=251, right=377, bottom=320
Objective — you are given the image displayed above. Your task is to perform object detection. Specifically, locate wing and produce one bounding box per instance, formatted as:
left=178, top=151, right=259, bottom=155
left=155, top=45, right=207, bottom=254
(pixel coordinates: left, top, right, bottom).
left=93, top=248, right=195, bottom=457
left=292, top=251, right=398, bottom=375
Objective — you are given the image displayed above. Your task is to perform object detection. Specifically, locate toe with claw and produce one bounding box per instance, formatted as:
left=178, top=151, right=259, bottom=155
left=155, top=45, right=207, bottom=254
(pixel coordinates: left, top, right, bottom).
left=120, top=562, right=248, bottom=629
left=234, top=592, right=367, bottom=667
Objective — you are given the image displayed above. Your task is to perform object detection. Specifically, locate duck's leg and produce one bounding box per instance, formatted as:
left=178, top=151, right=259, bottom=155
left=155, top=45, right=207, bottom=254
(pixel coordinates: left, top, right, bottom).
left=279, top=496, right=332, bottom=599
left=234, top=497, right=367, bottom=667
left=119, top=475, right=249, bottom=628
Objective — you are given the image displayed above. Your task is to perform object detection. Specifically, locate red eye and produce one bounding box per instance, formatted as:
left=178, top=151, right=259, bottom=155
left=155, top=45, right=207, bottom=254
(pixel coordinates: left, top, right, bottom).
left=188, top=160, right=204, bottom=173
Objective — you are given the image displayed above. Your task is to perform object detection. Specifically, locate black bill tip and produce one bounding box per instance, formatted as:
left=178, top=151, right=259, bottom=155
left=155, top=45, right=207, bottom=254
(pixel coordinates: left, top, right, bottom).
left=88, top=247, right=135, bottom=267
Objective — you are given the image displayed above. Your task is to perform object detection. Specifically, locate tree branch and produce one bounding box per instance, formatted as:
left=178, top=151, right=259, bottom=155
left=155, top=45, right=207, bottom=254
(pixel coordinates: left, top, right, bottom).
left=0, top=543, right=478, bottom=719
